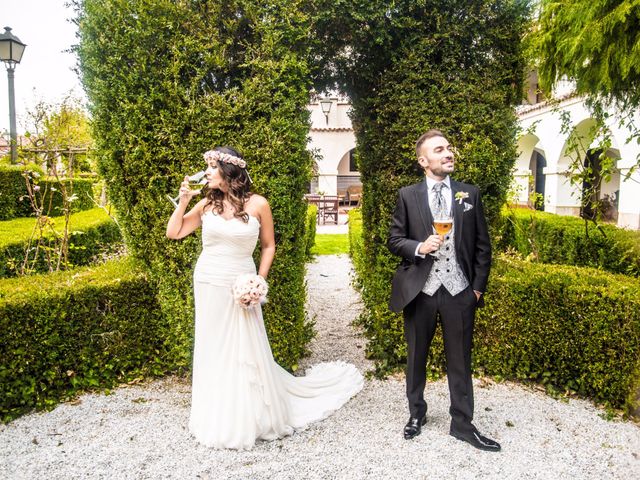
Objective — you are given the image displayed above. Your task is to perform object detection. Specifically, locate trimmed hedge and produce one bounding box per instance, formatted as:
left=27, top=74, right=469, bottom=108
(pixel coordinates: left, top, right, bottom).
left=476, top=256, right=640, bottom=414
left=0, top=165, right=96, bottom=220
left=498, top=207, right=640, bottom=277
left=305, top=204, right=317, bottom=260
left=349, top=209, right=640, bottom=414
left=0, top=208, right=122, bottom=278
left=77, top=0, right=315, bottom=371
left=315, top=1, right=529, bottom=376
left=0, top=258, right=168, bottom=421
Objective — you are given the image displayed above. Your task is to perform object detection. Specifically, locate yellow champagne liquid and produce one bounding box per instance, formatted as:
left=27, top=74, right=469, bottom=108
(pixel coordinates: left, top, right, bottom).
left=188, top=182, right=204, bottom=192
left=433, top=221, right=453, bottom=236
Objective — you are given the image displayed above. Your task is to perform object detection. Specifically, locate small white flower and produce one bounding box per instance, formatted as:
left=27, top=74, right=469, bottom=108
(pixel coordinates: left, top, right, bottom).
left=455, top=191, right=469, bottom=204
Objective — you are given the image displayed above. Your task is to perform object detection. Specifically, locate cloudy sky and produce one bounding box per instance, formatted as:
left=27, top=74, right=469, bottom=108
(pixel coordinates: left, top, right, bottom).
left=0, top=1, right=83, bottom=133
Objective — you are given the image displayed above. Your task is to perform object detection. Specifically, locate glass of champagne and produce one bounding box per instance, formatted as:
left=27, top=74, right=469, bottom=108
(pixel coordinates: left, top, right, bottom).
left=167, top=171, right=207, bottom=208
left=430, top=213, right=453, bottom=255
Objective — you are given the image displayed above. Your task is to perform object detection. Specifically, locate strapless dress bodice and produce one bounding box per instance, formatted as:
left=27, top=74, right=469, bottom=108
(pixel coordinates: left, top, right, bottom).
left=193, top=211, right=260, bottom=286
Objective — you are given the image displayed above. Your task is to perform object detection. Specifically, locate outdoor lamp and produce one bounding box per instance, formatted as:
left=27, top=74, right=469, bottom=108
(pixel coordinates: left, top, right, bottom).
left=0, top=26, right=27, bottom=163
left=320, top=98, right=333, bottom=125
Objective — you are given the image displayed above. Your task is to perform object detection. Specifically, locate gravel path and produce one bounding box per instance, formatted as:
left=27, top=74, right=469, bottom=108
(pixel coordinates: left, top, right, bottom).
left=1, top=254, right=639, bottom=479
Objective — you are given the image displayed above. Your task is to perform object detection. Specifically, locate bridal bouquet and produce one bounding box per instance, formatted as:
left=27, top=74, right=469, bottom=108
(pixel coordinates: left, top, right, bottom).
left=232, top=274, right=268, bottom=309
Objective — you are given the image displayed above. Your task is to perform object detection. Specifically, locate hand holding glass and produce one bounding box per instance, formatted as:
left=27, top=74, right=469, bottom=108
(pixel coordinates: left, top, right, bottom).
left=430, top=214, right=453, bottom=256
left=167, top=171, right=207, bottom=208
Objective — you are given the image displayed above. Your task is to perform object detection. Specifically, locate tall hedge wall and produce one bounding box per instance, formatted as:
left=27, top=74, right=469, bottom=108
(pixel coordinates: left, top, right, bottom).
left=315, top=1, right=529, bottom=372
left=76, top=0, right=314, bottom=370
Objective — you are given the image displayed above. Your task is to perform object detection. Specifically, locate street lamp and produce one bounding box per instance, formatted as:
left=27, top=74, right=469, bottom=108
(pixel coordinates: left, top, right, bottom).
left=319, top=98, right=333, bottom=125
left=0, top=27, right=26, bottom=163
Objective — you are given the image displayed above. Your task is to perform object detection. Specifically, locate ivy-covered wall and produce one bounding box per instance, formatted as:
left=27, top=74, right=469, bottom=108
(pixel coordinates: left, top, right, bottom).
left=76, top=0, right=314, bottom=370
left=314, top=0, right=530, bottom=372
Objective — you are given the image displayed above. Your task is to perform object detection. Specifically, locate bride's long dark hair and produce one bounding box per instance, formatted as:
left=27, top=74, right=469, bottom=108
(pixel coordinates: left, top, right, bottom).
left=204, top=146, right=252, bottom=223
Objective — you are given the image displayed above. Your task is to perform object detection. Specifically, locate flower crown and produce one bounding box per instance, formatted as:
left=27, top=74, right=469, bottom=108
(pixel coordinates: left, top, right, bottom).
left=203, top=150, right=247, bottom=168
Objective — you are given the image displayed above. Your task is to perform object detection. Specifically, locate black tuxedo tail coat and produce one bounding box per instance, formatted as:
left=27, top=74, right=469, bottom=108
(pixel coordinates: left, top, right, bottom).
left=387, top=179, right=492, bottom=313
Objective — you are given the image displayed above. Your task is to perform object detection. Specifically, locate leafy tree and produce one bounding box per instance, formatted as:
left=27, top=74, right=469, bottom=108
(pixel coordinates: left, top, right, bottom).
left=531, top=0, right=640, bottom=224
left=22, top=95, right=94, bottom=174
left=535, top=0, right=640, bottom=106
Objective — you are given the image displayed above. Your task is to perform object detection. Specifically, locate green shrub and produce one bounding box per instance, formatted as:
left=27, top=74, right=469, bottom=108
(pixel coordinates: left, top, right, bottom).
left=0, top=208, right=122, bottom=278
left=305, top=204, right=317, bottom=260
left=498, top=207, right=640, bottom=276
left=0, top=165, right=96, bottom=220
left=0, top=166, right=26, bottom=220
left=0, top=258, right=168, bottom=421
left=319, top=1, right=530, bottom=375
left=476, top=256, right=640, bottom=414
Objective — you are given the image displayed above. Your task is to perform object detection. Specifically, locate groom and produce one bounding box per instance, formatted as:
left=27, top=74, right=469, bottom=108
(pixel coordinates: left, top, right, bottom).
left=387, top=129, right=500, bottom=451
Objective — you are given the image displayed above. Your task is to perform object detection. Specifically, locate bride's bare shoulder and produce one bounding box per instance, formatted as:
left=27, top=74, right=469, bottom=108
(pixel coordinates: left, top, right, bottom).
left=246, top=193, right=269, bottom=209
left=245, top=194, right=271, bottom=220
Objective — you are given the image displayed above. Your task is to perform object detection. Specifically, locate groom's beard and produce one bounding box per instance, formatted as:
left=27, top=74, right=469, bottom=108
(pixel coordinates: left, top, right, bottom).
left=431, top=158, right=454, bottom=177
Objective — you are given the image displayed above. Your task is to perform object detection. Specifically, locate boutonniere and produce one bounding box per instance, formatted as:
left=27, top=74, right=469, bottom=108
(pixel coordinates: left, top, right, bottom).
left=455, top=191, right=469, bottom=204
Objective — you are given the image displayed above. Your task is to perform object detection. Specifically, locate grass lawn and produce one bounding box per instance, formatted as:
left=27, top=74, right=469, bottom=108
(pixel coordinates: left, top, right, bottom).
left=310, top=234, right=349, bottom=255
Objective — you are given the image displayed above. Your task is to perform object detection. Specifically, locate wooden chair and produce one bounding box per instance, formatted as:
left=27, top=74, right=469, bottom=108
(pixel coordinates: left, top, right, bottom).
left=304, top=194, right=323, bottom=223
left=346, top=185, right=362, bottom=206
left=319, top=195, right=339, bottom=224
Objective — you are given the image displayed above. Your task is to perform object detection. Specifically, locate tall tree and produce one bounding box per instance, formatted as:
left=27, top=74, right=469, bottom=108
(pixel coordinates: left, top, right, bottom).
left=532, top=0, right=640, bottom=223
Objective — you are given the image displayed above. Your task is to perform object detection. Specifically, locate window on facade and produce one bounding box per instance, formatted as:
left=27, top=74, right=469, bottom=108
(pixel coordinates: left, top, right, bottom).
left=349, top=149, right=358, bottom=172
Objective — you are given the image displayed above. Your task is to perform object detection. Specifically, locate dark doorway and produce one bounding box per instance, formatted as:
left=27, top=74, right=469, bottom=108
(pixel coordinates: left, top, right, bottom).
left=529, top=150, right=546, bottom=210
left=581, top=148, right=603, bottom=220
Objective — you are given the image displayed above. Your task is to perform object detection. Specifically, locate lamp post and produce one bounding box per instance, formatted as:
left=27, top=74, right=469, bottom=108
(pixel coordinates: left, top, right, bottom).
left=319, top=98, right=332, bottom=125
left=0, top=27, right=26, bottom=163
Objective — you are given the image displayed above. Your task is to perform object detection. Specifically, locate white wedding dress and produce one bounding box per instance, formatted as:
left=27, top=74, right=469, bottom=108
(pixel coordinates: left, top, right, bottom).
left=189, top=211, right=364, bottom=450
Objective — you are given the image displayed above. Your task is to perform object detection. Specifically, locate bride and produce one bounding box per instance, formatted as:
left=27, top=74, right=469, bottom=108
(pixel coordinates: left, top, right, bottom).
left=166, top=146, right=363, bottom=449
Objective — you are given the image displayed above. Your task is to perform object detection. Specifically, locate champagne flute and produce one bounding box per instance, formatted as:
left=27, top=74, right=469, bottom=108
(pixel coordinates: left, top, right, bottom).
left=167, top=171, right=207, bottom=208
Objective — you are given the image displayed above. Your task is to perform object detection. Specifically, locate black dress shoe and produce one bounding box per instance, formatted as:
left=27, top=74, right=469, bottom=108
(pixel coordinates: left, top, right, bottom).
left=403, top=415, right=427, bottom=439
left=450, top=429, right=501, bottom=452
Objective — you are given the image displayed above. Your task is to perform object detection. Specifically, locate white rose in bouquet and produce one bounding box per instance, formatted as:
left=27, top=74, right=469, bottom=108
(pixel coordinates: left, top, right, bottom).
left=232, top=274, right=268, bottom=309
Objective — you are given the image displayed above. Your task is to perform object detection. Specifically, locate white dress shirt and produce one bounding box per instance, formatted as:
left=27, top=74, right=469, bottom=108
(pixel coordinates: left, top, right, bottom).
left=415, top=176, right=452, bottom=258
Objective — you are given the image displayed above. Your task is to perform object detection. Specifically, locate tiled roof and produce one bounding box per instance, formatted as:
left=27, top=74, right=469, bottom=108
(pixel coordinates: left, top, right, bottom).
left=310, top=127, right=354, bottom=132
left=516, top=92, right=581, bottom=116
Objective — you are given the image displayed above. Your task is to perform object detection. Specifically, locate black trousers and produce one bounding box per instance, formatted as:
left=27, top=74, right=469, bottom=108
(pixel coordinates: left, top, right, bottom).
left=403, top=286, right=477, bottom=434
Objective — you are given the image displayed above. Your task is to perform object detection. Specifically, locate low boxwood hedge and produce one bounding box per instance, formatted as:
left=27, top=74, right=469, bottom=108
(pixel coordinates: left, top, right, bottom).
left=498, top=207, right=640, bottom=277
left=305, top=204, right=317, bottom=260
left=349, top=209, right=640, bottom=414
left=0, top=257, right=169, bottom=422
left=0, top=208, right=123, bottom=278
left=476, top=255, right=640, bottom=414
left=0, top=165, right=96, bottom=220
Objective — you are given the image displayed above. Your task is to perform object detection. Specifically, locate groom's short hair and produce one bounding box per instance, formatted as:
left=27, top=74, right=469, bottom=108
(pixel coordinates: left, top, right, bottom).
left=416, top=129, right=445, bottom=158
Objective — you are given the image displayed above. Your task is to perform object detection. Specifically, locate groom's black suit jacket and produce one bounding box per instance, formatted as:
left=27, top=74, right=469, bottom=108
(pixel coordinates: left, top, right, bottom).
left=387, top=178, right=492, bottom=313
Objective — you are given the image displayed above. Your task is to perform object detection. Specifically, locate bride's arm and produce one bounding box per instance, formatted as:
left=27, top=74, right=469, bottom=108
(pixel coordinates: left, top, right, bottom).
left=255, top=197, right=276, bottom=278
left=166, top=177, right=206, bottom=239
